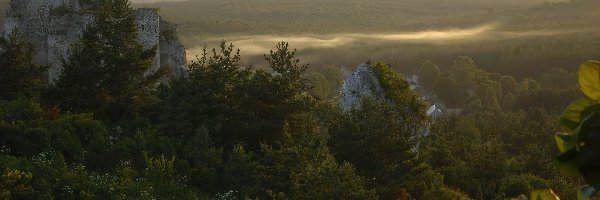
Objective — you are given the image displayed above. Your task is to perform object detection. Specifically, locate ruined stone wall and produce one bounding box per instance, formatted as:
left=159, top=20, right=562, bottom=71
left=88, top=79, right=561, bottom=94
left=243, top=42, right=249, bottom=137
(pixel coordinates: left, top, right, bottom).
left=135, top=8, right=160, bottom=75
left=1, top=0, right=186, bottom=81
left=46, top=1, right=93, bottom=79
left=3, top=0, right=52, bottom=67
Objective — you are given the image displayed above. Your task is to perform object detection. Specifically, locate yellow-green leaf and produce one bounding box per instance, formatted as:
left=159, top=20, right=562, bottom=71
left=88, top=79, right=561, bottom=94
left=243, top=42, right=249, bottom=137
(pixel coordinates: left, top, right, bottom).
left=560, top=98, right=599, bottom=132
left=555, top=134, right=576, bottom=153
left=531, top=189, right=560, bottom=200
left=579, top=61, right=600, bottom=101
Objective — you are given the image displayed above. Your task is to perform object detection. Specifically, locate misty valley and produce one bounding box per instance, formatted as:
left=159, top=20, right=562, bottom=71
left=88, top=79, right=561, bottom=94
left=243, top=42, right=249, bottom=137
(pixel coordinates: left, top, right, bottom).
left=0, top=0, right=599, bottom=200
left=194, top=23, right=600, bottom=75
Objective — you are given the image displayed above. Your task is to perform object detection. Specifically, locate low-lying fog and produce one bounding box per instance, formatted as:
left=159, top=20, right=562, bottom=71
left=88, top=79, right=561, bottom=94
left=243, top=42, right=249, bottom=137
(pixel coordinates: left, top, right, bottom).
left=186, top=23, right=597, bottom=68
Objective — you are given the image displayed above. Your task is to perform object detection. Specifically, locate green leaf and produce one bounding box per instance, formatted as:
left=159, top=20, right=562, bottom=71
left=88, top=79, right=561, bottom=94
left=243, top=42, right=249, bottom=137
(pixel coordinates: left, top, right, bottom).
left=582, top=165, right=600, bottom=190
left=555, top=159, right=580, bottom=177
left=557, top=149, right=579, bottom=162
left=530, top=189, right=560, bottom=200
left=555, top=133, right=577, bottom=153
left=579, top=61, right=600, bottom=101
left=575, top=114, right=600, bottom=151
left=560, top=98, right=600, bottom=132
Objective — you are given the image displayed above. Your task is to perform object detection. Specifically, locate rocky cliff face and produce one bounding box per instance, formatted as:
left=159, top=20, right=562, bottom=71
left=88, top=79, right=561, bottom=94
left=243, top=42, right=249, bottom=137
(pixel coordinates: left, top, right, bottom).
left=159, top=20, right=186, bottom=77
left=1, top=0, right=186, bottom=81
left=341, top=63, right=430, bottom=139
left=340, top=63, right=386, bottom=112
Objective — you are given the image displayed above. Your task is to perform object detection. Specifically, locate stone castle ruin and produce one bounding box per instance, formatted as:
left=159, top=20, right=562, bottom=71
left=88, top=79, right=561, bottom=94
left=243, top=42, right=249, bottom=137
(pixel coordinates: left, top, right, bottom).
left=1, top=0, right=186, bottom=81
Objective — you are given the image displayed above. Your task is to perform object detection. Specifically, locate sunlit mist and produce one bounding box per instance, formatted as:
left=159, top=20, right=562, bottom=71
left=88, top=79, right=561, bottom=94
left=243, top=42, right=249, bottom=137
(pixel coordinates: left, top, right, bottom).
left=187, top=23, right=588, bottom=59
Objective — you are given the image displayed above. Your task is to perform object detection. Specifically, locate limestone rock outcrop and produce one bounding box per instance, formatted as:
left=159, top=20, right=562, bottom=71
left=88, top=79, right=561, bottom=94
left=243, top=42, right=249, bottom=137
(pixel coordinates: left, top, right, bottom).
left=0, top=0, right=186, bottom=81
left=340, top=63, right=386, bottom=112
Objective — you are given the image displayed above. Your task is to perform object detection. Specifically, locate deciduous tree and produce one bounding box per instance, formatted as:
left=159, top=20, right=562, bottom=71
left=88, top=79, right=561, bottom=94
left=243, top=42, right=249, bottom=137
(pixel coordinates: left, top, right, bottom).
left=417, top=60, right=441, bottom=88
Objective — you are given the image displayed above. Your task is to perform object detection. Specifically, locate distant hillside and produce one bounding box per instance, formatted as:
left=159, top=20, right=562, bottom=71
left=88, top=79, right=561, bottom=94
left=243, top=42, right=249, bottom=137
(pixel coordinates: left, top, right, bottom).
left=499, top=0, right=600, bottom=31
left=133, top=0, right=600, bottom=79
left=133, top=0, right=599, bottom=47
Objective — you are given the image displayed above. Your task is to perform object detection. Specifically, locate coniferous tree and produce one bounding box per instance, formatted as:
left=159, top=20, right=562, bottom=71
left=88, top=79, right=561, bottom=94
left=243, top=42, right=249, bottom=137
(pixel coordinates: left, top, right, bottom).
left=262, top=113, right=378, bottom=200
left=329, top=62, right=432, bottom=199
left=53, top=0, right=160, bottom=122
left=243, top=42, right=311, bottom=145
left=0, top=31, right=46, bottom=100
left=156, top=41, right=252, bottom=145
left=157, top=42, right=311, bottom=150
left=332, top=98, right=426, bottom=199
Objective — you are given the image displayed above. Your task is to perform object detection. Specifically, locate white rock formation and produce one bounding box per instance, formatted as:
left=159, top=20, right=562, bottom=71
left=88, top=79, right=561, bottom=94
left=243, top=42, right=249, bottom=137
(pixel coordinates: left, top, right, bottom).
left=159, top=20, right=186, bottom=77
left=0, top=0, right=186, bottom=81
left=340, top=63, right=386, bottom=112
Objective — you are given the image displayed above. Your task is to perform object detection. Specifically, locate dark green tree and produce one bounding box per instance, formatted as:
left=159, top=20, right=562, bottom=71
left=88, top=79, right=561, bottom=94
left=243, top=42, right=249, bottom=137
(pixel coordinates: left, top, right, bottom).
left=305, top=72, right=329, bottom=99
left=449, top=56, right=479, bottom=90
left=143, top=154, right=197, bottom=199
left=539, top=68, right=576, bottom=90
left=158, top=41, right=311, bottom=150
left=156, top=41, right=252, bottom=147
left=0, top=98, right=48, bottom=157
left=52, top=0, right=160, bottom=122
left=240, top=42, right=312, bottom=147
left=0, top=169, right=35, bottom=199
left=264, top=42, right=309, bottom=95
left=475, top=82, right=501, bottom=109
left=314, top=65, right=345, bottom=99
left=330, top=62, right=431, bottom=199
left=0, top=31, right=46, bottom=100
left=417, top=60, right=441, bottom=88
left=500, top=75, right=518, bottom=96
left=262, top=113, right=378, bottom=200
left=220, top=144, right=264, bottom=198
left=331, top=98, right=426, bottom=199
left=421, top=104, right=564, bottom=199
left=433, top=77, right=462, bottom=107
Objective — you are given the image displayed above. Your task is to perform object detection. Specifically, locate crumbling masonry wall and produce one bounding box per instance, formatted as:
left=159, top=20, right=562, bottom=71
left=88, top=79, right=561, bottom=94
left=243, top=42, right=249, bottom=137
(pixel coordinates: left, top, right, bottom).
left=1, top=0, right=186, bottom=81
left=135, top=8, right=160, bottom=75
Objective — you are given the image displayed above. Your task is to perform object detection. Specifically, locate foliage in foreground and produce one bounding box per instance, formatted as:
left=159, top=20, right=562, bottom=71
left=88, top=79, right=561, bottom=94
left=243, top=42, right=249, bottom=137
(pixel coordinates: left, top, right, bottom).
left=553, top=60, right=600, bottom=199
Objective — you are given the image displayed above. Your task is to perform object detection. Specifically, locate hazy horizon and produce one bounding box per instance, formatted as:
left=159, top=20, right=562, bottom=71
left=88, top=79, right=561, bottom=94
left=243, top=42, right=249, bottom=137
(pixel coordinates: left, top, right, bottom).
left=192, top=22, right=592, bottom=57
left=167, top=0, right=600, bottom=75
